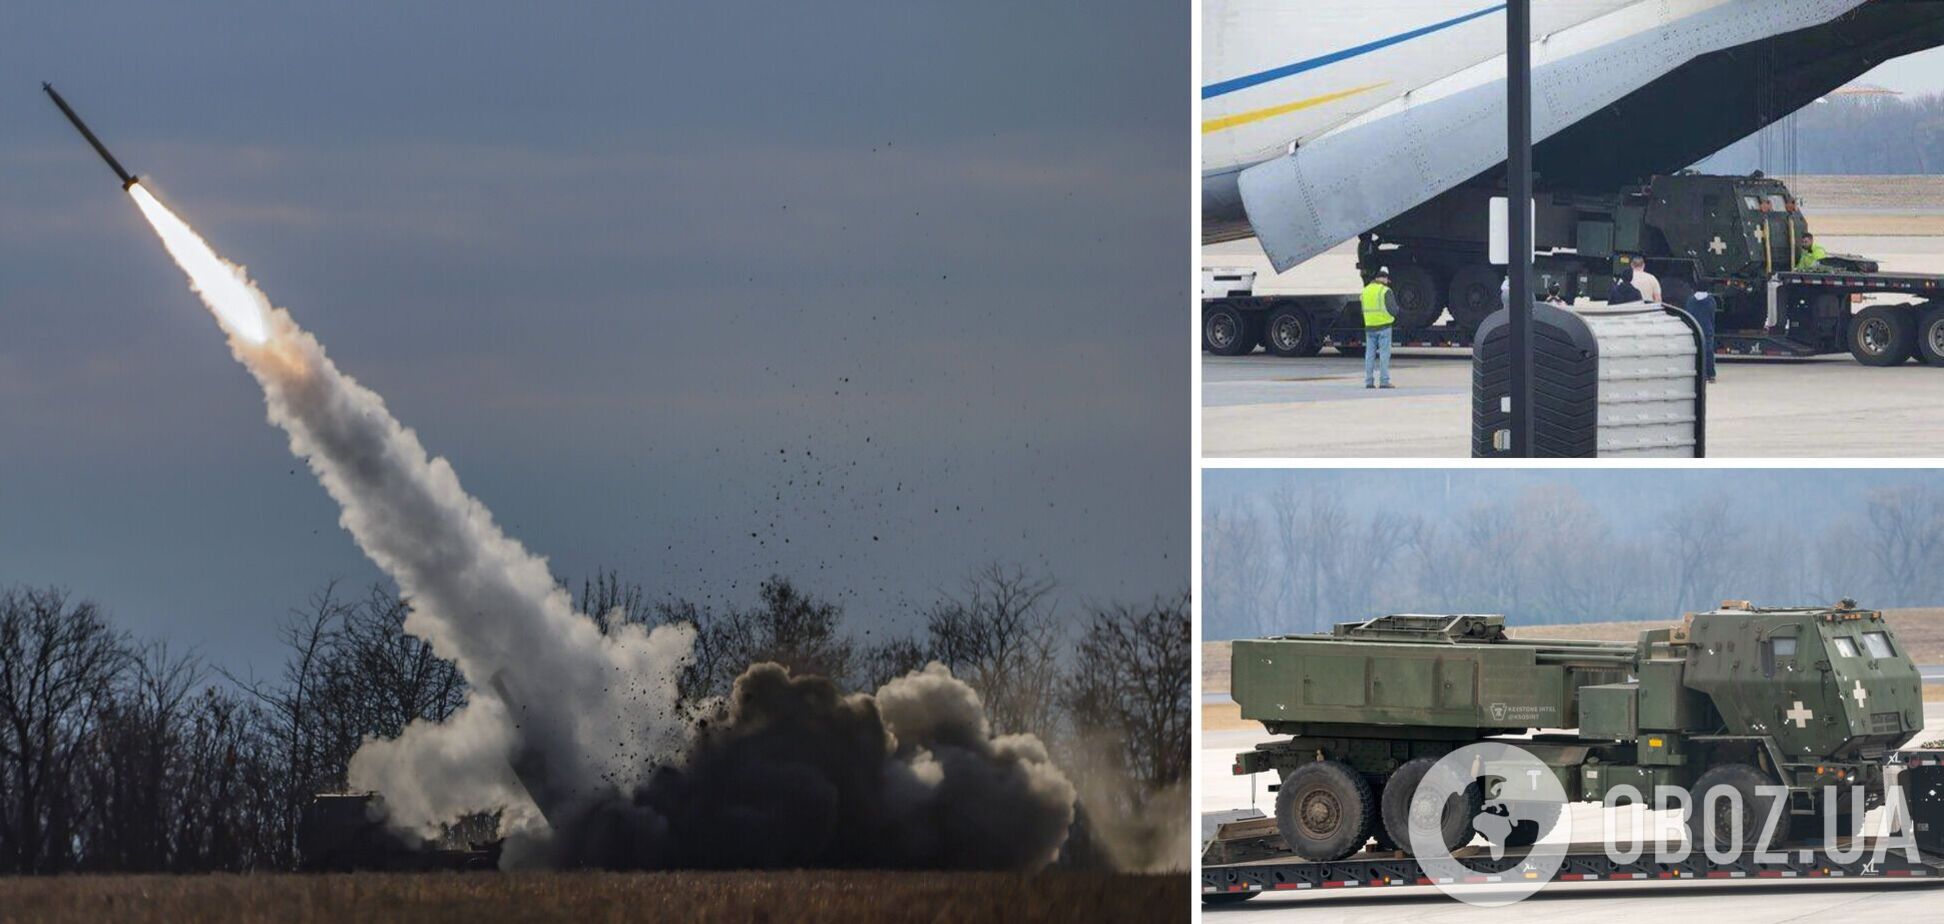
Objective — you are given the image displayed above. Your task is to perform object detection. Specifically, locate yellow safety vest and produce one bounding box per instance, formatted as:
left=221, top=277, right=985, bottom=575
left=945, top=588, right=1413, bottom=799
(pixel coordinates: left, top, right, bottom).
left=1361, top=281, right=1394, bottom=329
left=1795, top=244, right=1827, bottom=271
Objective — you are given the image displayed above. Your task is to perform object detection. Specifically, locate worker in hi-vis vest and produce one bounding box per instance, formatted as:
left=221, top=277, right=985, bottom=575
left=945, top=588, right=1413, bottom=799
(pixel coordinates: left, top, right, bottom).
left=1795, top=232, right=1828, bottom=271
left=1361, top=268, right=1397, bottom=388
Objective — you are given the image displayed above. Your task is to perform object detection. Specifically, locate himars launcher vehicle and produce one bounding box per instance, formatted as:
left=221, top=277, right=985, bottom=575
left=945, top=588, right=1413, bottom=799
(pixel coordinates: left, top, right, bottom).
left=1230, top=602, right=1922, bottom=861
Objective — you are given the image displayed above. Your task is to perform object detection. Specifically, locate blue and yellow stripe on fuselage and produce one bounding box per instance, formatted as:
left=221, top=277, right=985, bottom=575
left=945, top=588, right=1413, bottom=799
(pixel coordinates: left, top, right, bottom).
left=1200, top=3, right=1505, bottom=136
left=1200, top=82, right=1388, bottom=134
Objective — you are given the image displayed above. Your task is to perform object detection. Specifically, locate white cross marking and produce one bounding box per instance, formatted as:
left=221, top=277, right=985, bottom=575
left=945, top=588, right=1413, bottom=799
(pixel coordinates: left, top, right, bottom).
left=1709, top=236, right=1728, bottom=255
left=1852, top=680, right=1869, bottom=708
left=1786, top=701, right=1814, bottom=728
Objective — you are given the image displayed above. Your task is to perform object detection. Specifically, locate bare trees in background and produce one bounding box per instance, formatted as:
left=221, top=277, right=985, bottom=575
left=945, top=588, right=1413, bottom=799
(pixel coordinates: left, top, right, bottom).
left=0, top=588, right=285, bottom=873
left=0, top=564, right=1190, bottom=873
left=1697, top=94, right=1944, bottom=175
left=1064, top=595, right=1190, bottom=791
left=1203, top=482, right=1944, bottom=639
left=0, top=587, right=125, bottom=872
left=924, top=564, right=1066, bottom=741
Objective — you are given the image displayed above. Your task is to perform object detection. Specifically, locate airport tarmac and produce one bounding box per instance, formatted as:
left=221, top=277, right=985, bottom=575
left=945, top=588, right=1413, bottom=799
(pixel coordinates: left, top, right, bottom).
left=1199, top=702, right=1944, bottom=920
left=1201, top=232, right=1944, bottom=458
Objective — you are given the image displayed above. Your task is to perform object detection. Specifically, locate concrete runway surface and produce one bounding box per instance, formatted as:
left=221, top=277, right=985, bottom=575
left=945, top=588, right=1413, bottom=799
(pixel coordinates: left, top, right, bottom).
left=1199, top=703, right=1944, bottom=920
left=1201, top=235, right=1944, bottom=458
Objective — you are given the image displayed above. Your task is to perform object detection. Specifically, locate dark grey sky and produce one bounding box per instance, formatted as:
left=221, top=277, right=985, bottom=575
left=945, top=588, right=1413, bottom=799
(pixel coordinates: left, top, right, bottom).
left=2, top=2, right=1188, bottom=675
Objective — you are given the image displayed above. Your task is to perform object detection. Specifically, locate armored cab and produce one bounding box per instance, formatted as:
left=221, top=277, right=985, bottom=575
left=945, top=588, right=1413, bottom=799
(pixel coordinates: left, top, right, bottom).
left=1233, top=602, right=1921, bottom=863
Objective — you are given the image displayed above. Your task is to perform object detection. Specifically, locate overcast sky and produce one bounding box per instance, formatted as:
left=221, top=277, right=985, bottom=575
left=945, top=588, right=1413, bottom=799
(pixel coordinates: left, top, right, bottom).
left=1858, top=46, right=1944, bottom=94
left=1, top=3, right=1187, bottom=676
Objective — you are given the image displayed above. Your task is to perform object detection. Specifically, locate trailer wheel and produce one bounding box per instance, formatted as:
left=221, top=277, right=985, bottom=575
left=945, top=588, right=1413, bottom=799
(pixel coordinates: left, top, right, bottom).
left=1917, top=305, right=1944, bottom=365
left=1687, top=763, right=1791, bottom=853
left=1276, top=760, right=1375, bottom=861
left=1201, top=892, right=1260, bottom=905
left=1203, top=303, right=1258, bottom=356
left=1380, top=756, right=1482, bottom=856
left=1848, top=305, right=1916, bottom=366
left=1448, top=264, right=1503, bottom=337
left=1261, top=305, right=1321, bottom=357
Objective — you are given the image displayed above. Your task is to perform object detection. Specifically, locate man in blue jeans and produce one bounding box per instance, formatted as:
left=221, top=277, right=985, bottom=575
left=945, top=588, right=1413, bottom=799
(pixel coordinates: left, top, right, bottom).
left=1361, top=268, right=1396, bottom=388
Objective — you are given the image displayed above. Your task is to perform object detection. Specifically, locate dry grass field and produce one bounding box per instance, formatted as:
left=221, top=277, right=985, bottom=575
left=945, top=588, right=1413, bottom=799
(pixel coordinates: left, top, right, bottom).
left=0, top=870, right=1188, bottom=924
left=1201, top=641, right=1230, bottom=695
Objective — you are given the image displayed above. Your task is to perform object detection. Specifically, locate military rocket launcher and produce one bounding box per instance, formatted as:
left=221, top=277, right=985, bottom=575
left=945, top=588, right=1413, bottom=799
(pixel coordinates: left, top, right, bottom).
left=1231, top=602, right=1922, bottom=862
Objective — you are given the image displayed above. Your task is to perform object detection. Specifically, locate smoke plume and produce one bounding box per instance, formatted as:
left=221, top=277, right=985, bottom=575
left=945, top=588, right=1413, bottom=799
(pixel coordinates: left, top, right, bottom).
left=125, top=184, right=1074, bottom=868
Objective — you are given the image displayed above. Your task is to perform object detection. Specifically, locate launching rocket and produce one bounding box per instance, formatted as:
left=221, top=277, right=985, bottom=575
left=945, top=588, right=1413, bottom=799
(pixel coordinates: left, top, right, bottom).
left=42, top=83, right=139, bottom=190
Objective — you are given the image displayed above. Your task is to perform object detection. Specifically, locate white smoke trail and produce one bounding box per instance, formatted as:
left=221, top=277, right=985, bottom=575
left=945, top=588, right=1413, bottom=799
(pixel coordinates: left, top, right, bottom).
left=127, top=183, right=696, bottom=836
left=127, top=183, right=1078, bottom=870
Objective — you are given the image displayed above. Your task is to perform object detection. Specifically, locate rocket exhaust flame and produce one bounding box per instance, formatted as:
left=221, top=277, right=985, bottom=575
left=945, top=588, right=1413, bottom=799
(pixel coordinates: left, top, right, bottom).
left=128, top=185, right=270, bottom=344
left=122, top=179, right=1075, bottom=870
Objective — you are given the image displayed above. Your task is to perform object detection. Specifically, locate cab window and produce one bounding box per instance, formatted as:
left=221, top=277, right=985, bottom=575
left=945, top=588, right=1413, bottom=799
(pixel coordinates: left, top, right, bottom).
left=1832, top=637, right=1858, bottom=658
left=1763, top=635, right=1797, bottom=677
left=1863, top=632, right=1894, bottom=659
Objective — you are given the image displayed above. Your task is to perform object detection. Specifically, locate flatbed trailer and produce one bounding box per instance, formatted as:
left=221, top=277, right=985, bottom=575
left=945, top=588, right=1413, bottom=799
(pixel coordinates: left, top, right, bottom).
left=1202, top=747, right=1944, bottom=905
left=1202, top=834, right=1944, bottom=904
left=1201, top=271, right=1944, bottom=366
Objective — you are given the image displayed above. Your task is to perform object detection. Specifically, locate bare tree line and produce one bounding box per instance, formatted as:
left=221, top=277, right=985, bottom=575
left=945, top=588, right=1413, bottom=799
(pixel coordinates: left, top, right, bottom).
left=1203, top=482, right=1944, bottom=640
left=0, top=566, right=1187, bottom=873
left=1697, top=93, right=1944, bottom=175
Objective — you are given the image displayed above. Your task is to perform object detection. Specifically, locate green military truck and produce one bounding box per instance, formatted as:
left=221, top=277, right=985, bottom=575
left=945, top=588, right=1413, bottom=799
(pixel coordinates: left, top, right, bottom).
left=1203, top=173, right=1944, bottom=365
left=1231, top=603, right=1922, bottom=861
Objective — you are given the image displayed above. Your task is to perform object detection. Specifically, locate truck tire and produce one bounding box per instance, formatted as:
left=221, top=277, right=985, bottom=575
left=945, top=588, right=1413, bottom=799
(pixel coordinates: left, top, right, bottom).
left=1687, top=763, right=1791, bottom=854
left=1917, top=305, right=1944, bottom=365
left=1276, top=760, right=1375, bottom=861
left=1203, top=303, right=1258, bottom=356
left=1448, top=264, right=1503, bottom=337
left=1810, top=788, right=1870, bottom=841
left=1387, top=264, right=1443, bottom=333
left=1380, top=756, right=1482, bottom=856
left=1261, top=304, right=1322, bottom=357
left=1849, top=305, right=1916, bottom=366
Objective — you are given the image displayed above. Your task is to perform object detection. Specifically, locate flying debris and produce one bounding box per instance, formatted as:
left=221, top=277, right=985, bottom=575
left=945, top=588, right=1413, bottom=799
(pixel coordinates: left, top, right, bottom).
left=42, top=82, right=138, bottom=190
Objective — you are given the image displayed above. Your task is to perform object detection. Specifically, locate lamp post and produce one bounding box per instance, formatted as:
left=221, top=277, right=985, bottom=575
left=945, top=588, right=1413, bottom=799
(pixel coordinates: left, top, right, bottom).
left=1506, top=0, right=1535, bottom=455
